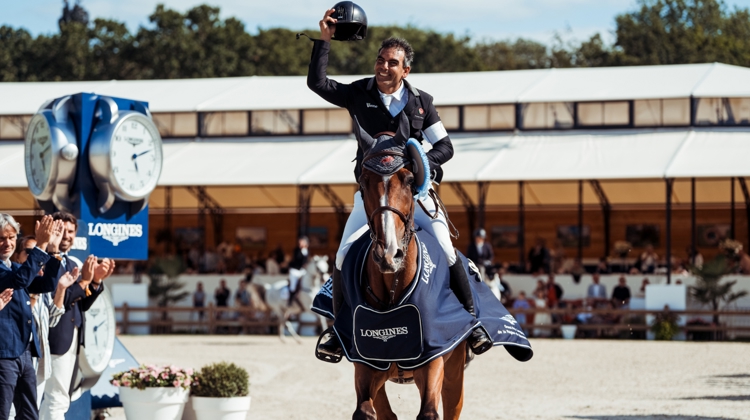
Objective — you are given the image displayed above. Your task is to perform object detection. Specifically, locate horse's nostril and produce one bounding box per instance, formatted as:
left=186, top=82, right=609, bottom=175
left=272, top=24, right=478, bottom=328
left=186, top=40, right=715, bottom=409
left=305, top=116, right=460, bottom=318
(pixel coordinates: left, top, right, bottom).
left=394, top=249, right=404, bottom=260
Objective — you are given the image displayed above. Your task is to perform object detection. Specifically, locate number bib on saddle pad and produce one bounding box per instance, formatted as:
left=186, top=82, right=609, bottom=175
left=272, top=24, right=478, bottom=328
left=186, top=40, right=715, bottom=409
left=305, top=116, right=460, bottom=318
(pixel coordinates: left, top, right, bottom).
left=353, top=304, right=423, bottom=362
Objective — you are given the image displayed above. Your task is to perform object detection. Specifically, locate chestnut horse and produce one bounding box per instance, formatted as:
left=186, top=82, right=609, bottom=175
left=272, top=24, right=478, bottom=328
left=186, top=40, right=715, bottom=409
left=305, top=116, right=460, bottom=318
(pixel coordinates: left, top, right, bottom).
left=353, top=154, right=466, bottom=419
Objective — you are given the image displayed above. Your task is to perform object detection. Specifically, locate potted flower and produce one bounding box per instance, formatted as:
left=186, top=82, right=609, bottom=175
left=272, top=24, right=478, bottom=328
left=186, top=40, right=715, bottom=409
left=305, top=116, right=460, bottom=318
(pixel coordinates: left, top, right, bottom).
left=190, top=362, right=251, bottom=420
left=111, top=364, right=194, bottom=420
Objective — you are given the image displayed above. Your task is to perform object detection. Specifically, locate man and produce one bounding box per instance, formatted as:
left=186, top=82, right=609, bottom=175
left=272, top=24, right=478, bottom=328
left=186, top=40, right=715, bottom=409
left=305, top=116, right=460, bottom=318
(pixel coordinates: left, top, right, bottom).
left=467, top=228, right=494, bottom=280
left=287, top=236, right=309, bottom=308
left=0, top=214, right=64, bottom=420
left=41, top=212, right=113, bottom=420
left=214, top=279, right=230, bottom=321
left=309, top=8, right=491, bottom=357
left=611, top=276, right=631, bottom=308
left=527, top=238, right=551, bottom=274
left=587, top=273, right=607, bottom=300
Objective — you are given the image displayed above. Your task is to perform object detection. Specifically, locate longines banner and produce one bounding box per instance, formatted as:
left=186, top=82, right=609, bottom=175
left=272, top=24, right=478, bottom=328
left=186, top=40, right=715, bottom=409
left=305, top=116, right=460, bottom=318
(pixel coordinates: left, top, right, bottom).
left=69, top=211, right=149, bottom=262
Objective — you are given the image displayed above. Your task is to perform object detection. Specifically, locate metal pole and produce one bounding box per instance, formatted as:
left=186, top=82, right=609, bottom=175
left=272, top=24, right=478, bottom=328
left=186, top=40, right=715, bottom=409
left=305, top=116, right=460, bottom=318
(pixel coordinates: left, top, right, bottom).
left=578, top=180, right=583, bottom=261
left=691, top=178, right=696, bottom=266
left=165, top=186, right=173, bottom=254
left=519, top=181, right=525, bottom=272
left=731, top=177, right=736, bottom=239
left=666, top=179, right=673, bottom=285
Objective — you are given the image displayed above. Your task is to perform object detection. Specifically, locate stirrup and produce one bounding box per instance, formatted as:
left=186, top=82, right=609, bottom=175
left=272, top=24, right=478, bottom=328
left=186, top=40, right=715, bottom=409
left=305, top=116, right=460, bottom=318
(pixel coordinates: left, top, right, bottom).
left=315, top=327, right=343, bottom=364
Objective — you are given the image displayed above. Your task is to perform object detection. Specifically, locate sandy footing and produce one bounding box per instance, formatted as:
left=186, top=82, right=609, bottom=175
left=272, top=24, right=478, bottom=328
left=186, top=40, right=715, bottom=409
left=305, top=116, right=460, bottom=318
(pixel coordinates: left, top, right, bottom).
left=104, top=336, right=749, bottom=419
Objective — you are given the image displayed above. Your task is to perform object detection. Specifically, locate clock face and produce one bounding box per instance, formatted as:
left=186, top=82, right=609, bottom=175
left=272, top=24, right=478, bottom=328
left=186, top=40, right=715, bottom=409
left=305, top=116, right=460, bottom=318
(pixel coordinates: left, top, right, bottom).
left=83, top=289, right=116, bottom=375
left=110, top=115, right=162, bottom=199
left=25, top=115, right=54, bottom=196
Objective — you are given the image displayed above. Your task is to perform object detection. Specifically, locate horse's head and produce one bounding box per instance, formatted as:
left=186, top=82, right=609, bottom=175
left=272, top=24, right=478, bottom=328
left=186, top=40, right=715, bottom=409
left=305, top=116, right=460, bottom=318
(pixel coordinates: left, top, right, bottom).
left=355, top=114, right=417, bottom=274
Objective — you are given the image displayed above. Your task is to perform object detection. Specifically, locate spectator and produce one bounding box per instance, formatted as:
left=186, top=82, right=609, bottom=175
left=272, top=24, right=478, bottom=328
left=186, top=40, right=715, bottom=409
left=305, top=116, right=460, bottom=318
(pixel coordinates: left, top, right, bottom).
left=570, top=259, right=584, bottom=284
left=527, top=238, right=551, bottom=274
left=202, top=247, right=220, bottom=273
left=595, top=257, right=611, bottom=274
left=266, top=252, right=281, bottom=275
left=42, top=212, right=114, bottom=420
left=1, top=214, right=64, bottom=420
left=686, top=246, right=703, bottom=269
left=214, top=279, right=231, bottom=308
left=587, top=273, right=608, bottom=300
left=193, top=282, right=206, bottom=321
left=498, top=277, right=512, bottom=305
left=235, top=280, right=250, bottom=308
left=551, top=240, right=566, bottom=274
left=546, top=274, right=563, bottom=309
left=636, top=244, right=659, bottom=274
left=511, top=291, right=530, bottom=334
left=467, top=228, right=494, bottom=280
left=532, top=279, right=546, bottom=299
left=532, top=288, right=551, bottom=337
left=636, top=278, right=650, bottom=298
left=288, top=236, right=309, bottom=308
left=611, top=276, right=632, bottom=308
left=738, top=250, right=750, bottom=274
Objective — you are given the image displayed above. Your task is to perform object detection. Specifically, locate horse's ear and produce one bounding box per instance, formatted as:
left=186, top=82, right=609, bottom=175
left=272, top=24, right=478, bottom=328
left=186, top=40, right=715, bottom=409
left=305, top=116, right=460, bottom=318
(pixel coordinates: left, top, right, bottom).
left=393, top=113, right=410, bottom=146
left=353, top=116, right=376, bottom=151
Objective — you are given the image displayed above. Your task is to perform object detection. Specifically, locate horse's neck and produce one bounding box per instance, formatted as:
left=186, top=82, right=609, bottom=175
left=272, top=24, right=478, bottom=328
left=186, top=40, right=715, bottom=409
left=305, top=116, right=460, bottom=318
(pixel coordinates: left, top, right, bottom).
left=366, top=236, right=418, bottom=309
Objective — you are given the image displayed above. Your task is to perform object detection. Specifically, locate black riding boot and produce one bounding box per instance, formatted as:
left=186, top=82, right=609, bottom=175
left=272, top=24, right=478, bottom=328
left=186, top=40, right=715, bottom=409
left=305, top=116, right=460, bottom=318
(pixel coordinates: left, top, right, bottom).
left=317, top=268, right=344, bottom=358
left=449, top=259, right=493, bottom=355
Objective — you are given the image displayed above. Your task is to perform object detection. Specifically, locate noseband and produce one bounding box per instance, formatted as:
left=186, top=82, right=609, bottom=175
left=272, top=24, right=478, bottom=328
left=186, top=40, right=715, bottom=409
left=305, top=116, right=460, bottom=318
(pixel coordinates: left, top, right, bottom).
left=359, top=148, right=417, bottom=307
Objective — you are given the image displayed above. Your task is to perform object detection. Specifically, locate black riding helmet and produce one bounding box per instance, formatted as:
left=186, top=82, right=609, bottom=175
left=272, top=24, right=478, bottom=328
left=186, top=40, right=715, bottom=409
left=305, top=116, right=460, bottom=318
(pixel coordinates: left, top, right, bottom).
left=331, top=1, right=367, bottom=41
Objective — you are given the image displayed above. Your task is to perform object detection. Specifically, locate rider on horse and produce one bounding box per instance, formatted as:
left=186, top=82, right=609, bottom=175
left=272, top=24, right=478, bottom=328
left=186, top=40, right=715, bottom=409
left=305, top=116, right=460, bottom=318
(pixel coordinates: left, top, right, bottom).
left=307, top=8, right=493, bottom=359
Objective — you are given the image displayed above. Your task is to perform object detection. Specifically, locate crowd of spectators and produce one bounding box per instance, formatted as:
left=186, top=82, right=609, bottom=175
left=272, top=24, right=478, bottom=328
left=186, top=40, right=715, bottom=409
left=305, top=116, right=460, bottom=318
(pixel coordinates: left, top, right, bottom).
left=1, top=212, right=116, bottom=420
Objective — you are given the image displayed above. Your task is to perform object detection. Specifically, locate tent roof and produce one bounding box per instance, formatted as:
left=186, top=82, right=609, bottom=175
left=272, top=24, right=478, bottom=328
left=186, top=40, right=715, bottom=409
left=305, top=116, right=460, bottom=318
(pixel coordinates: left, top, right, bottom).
left=2, top=63, right=750, bottom=114
left=1, top=128, right=749, bottom=192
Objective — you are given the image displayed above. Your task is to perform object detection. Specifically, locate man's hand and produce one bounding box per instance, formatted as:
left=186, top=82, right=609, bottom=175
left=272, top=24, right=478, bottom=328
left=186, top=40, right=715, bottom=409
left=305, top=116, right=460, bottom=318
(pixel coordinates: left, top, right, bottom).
left=58, top=267, right=80, bottom=291
left=0, top=288, right=12, bottom=311
left=47, top=220, right=65, bottom=254
left=34, top=216, right=56, bottom=251
left=319, top=8, right=337, bottom=42
left=93, top=258, right=115, bottom=283
left=80, top=255, right=98, bottom=289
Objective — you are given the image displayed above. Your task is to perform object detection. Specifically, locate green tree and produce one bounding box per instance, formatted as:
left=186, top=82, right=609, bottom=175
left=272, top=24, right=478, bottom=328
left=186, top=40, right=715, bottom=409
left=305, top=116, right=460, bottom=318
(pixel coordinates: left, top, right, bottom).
left=689, top=254, right=748, bottom=325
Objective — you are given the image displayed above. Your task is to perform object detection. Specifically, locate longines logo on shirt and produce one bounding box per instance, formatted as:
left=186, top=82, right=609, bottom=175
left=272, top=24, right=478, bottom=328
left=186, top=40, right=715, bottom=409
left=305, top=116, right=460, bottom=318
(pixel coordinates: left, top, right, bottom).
left=88, top=223, right=143, bottom=246
left=360, top=326, right=409, bottom=342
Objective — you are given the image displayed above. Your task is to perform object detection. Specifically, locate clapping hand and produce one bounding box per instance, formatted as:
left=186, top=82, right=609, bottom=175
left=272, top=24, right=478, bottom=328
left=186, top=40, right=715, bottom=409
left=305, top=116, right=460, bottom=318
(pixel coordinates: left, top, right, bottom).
left=0, top=288, right=12, bottom=311
left=93, top=258, right=115, bottom=283
left=34, top=216, right=62, bottom=252
left=79, top=255, right=98, bottom=289
left=58, top=267, right=80, bottom=291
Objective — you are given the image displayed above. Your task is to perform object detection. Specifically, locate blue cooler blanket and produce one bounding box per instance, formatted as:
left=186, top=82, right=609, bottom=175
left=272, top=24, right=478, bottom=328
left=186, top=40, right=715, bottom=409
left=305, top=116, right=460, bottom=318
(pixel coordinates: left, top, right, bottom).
left=312, top=230, right=533, bottom=370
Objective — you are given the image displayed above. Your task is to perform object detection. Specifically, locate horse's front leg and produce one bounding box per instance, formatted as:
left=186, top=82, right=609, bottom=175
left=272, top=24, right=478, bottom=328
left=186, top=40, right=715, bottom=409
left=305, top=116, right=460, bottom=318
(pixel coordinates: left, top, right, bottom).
left=353, top=363, right=391, bottom=420
left=440, top=345, right=466, bottom=420
left=373, top=382, right=397, bottom=420
left=413, top=358, right=445, bottom=420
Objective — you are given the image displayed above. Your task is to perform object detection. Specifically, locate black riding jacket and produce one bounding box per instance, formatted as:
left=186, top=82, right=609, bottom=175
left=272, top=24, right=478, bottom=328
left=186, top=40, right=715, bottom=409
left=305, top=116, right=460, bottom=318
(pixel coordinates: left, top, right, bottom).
left=307, top=40, right=453, bottom=182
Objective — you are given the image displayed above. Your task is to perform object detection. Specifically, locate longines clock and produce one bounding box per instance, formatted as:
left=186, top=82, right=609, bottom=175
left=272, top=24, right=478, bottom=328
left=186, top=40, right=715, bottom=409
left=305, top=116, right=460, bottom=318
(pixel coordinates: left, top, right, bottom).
left=24, top=96, right=79, bottom=212
left=89, top=97, right=163, bottom=214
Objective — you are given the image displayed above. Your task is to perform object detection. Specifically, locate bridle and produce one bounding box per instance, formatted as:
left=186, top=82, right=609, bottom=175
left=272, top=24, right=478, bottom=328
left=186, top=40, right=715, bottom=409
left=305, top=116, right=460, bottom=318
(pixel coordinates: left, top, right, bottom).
left=358, top=147, right=417, bottom=308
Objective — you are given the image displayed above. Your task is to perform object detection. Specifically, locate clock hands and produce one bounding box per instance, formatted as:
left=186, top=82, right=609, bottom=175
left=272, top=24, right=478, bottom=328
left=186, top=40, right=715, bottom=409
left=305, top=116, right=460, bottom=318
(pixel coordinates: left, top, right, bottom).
left=130, top=149, right=152, bottom=173
left=39, top=145, right=51, bottom=171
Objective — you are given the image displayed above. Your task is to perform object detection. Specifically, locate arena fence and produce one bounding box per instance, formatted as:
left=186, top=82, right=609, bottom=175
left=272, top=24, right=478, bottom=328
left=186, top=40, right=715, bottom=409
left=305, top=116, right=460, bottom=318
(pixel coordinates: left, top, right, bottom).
left=114, top=304, right=750, bottom=340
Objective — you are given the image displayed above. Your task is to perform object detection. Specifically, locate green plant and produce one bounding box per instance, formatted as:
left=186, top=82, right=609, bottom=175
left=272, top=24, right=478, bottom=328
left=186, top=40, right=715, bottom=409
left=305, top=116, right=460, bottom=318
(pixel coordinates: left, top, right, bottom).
left=650, top=307, right=679, bottom=341
left=689, top=254, right=749, bottom=325
left=148, top=256, right=189, bottom=307
left=191, top=362, right=249, bottom=398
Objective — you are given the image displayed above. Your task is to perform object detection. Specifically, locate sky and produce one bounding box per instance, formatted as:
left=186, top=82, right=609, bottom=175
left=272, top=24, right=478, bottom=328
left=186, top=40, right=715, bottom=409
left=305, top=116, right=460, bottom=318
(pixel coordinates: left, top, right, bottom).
left=5, top=0, right=750, bottom=45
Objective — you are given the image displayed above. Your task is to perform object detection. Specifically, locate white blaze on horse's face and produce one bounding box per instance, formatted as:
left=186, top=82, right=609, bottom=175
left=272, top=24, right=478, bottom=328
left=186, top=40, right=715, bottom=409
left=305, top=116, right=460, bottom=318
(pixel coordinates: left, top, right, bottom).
left=381, top=175, right=401, bottom=267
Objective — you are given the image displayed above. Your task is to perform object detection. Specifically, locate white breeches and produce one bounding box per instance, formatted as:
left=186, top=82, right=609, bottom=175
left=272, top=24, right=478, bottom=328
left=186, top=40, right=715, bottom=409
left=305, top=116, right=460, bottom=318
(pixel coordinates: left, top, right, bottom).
left=335, top=189, right=456, bottom=270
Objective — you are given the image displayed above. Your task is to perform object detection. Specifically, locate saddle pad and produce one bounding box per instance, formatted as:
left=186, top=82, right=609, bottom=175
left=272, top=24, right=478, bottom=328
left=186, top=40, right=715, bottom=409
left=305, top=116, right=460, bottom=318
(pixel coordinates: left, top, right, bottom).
left=353, top=304, right=423, bottom=362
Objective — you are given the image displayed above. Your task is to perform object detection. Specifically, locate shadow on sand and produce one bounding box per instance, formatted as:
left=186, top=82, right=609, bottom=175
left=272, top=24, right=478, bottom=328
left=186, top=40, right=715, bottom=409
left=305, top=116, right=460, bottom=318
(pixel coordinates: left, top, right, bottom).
left=680, top=395, right=750, bottom=401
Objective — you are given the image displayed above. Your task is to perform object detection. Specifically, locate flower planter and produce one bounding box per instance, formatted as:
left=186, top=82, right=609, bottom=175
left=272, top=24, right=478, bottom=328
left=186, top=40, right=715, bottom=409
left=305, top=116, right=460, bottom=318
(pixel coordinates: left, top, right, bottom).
left=191, top=396, right=251, bottom=420
left=119, top=387, right=189, bottom=420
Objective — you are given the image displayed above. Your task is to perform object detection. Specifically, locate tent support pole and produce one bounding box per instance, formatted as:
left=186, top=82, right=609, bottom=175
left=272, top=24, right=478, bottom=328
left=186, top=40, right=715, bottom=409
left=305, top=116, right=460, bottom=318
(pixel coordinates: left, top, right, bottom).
left=477, top=182, right=489, bottom=231
left=578, top=180, right=583, bottom=261
left=691, top=178, right=696, bottom=266
left=731, top=177, right=736, bottom=239
left=450, top=183, right=477, bottom=237
left=519, top=181, right=525, bottom=272
left=314, top=185, right=348, bottom=242
left=666, top=179, right=674, bottom=285
left=297, top=185, right=312, bottom=238
left=589, top=180, right=611, bottom=257
left=165, top=186, right=173, bottom=254
left=738, top=178, right=750, bottom=251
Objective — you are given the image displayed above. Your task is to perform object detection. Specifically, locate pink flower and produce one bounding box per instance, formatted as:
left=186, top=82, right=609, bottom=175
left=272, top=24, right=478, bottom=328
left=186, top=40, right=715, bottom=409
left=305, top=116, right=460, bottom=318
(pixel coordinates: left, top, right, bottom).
left=186, top=368, right=194, bottom=376
left=122, top=380, right=131, bottom=387
left=183, top=378, right=191, bottom=387
left=112, top=380, right=120, bottom=387
left=172, top=380, right=180, bottom=387
left=161, top=372, right=169, bottom=380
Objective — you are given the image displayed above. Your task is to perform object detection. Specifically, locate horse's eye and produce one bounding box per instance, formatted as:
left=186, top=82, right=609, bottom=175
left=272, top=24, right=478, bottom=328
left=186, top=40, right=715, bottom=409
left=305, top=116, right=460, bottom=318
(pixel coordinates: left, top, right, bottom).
left=405, top=175, right=415, bottom=186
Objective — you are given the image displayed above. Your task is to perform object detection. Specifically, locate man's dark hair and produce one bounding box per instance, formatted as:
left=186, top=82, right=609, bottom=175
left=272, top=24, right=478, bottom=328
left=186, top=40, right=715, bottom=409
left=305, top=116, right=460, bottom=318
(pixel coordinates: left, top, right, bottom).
left=379, top=37, right=414, bottom=68
left=51, top=211, right=78, bottom=228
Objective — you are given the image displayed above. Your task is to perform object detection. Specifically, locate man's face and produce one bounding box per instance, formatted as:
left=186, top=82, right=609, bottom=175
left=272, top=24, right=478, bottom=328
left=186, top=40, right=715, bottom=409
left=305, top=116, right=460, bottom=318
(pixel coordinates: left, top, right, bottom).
left=593, top=274, right=600, bottom=284
left=374, top=47, right=410, bottom=92
left=59, top=221, right=77, bottom=252
left=0, top=225, right=18, bottom=261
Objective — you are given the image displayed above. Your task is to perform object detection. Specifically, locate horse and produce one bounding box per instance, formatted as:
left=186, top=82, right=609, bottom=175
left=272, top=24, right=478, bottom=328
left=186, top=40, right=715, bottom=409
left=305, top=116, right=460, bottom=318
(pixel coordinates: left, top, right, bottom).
left=263, top=255, right=330, bottom=340
left=351, top=121, right=467, bottom=420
